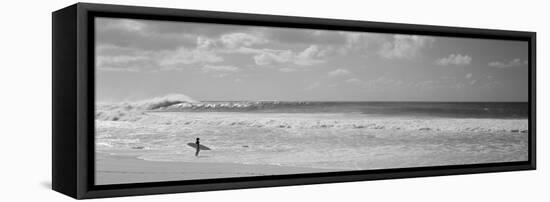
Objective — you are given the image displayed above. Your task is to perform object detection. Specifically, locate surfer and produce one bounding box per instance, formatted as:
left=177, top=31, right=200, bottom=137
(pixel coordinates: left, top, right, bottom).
left=195, top=138, right=200, bottom=157
left=187, top=139, right=211, bottom=156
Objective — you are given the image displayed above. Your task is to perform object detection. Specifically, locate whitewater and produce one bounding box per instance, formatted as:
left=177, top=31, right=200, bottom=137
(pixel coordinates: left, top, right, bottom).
left=95, top=94, right=529, bottom=170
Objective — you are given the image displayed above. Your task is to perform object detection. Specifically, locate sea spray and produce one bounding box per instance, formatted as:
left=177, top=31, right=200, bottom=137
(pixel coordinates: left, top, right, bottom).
left=96, top=93, right=198, bottom=121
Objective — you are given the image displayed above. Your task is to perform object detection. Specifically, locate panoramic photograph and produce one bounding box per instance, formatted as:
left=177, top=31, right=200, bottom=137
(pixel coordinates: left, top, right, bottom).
left=94, top=17, right=529, bottom=185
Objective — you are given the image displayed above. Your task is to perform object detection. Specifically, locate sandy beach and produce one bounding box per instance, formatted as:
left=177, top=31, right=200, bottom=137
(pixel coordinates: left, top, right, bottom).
left=96, top=153, right=340, bottom=185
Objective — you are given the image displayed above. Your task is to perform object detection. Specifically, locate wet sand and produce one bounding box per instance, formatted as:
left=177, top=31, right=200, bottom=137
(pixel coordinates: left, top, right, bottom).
left=95, top=153, right=341, bottom=185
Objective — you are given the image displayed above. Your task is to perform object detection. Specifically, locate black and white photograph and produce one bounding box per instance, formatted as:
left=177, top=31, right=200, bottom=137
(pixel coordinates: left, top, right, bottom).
left=94, top=17, right=529, bottom=185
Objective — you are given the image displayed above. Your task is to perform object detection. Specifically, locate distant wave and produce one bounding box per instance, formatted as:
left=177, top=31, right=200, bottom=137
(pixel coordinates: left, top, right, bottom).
left=96, top=93, right=316, bottom=121
left=96, top=94, right=198, bottom=121
left=95, top=100, right=310, bottom=121
left=135, top=94, right=198, bottom=110
left=163, top=101, right=311, bottom=112
left=96, top=94, right=528, bottom=122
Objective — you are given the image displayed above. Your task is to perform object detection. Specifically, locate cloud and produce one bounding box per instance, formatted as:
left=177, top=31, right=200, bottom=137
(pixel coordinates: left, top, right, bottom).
left=192, top=33, right=327, bottom=68
left=97, top=18, right=394, bottom=73
left=97, top=29, right=328, bottom=72
left=253, top=45, right=324, bottom=66
left=414, top=75, right=488, bottom=90
left=379, top=35, right=435, bottom=59
left=96, top=44, right=223, bottom=72
left=192, top=34, right=328, bottom=68
left=96, top=44, right=157, bottom=71
left=253, top=49, right=292, bottom=65
left=196, top=36, right=219, bottom=50
left=481, top=80, right=501, bottom=89
left=202, top=65, right=240, bottom=72
left=96, top=18, right=198, bottom=51
left=100, top=19, right=147, bottom=32
left=338, top=32, right=385, bottom=53
left=220, top=33, right=267, bottom=49
left=296, top=45, right=321, bottom=62
left=345, top=78, right=362, bottom=84
left=96, top=17, right=267, bottom=54
left=263, top=28, right=348, bottom=46
left=195, top=32, right=268, bottom=52
left=345, top=77, right=403, bottom=88
left=436, top=54, right=472, bottom=66
left=194, top=32, right=331, bottom=68
left=279, top=67, right=297, bottom=72
left=96, top=55, right=150, bottom=71
left=304, top=82, right=321, bottom=90
left=260, top=30, right=388, bottom=58
left=415, top=79, right=463, bottom=90
left=328, top=68, right=351, bottom=77
left=158, top=47, right=223, bottom=68
left=488, top=58, right=528, bottom=68
left=366, top=77, right=403, bottom=87
left=201, top=65, right=240, bottom=78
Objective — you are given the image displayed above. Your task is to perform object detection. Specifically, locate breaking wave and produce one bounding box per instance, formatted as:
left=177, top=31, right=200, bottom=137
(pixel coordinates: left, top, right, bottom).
left=95, top=94, right=529, bottom=134
left=162, top=101, right=312, bottom=112
left=98, top=96, right=528, bottom=119
left=96, top=94, right=197, bottom=121
left=134, top=94, right=198, bottom=110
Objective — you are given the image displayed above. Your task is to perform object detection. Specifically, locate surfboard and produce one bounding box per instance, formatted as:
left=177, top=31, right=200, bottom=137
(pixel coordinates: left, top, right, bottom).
left=187, top=143, right=211, bottom=150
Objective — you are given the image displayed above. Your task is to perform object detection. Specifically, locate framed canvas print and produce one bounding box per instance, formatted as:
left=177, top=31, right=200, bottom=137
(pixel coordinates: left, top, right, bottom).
left=52, top=3, right=536, bottom=199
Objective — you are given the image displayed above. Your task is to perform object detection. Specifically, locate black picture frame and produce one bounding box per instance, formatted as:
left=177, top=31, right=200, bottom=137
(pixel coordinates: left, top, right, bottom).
left=52, top=3, right=536, bottom=199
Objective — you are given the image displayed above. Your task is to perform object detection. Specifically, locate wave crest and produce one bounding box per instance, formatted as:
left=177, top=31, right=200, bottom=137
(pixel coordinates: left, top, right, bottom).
left=136, top=94, right=198, bottom=110
left=96, top=93, right=197, bottom=121
left=164, top=101, right=310, bottom=112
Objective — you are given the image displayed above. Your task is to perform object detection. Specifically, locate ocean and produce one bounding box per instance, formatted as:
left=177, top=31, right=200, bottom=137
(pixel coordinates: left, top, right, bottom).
left=96, top=98, right=529, bottom=172
left=155, top=101, right=528, bottom=119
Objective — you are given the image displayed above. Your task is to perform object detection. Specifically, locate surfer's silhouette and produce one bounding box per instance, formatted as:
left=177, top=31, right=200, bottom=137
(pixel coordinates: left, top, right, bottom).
left=195, top=138, right=200, bottom=157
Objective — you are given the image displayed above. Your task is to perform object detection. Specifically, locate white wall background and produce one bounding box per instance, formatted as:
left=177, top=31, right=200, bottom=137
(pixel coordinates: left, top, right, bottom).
left=0, top=0, right=547, bottom=201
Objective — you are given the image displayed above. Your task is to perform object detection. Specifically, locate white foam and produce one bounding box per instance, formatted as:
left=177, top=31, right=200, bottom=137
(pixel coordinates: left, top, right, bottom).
left=102, top=111, right=528, bottom=133
left=96, top=112, right=529, bottom=170
left=96, top=93, right=198, bottom=121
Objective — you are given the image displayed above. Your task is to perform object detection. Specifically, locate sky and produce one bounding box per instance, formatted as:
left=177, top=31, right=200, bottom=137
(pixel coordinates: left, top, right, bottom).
left=95, top=17, right=529, bottom=102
